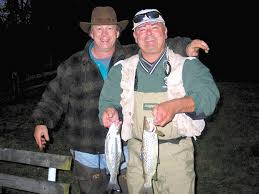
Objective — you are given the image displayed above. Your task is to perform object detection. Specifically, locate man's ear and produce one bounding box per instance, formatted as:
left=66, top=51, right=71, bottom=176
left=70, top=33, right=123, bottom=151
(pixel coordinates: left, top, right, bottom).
left=89, top=29, right=93, bottom=39
left=116, top=31, right=120, bottom=38
left=133, top=31, right=138, bottom=43
left=164, top=26, right=168, bottom=39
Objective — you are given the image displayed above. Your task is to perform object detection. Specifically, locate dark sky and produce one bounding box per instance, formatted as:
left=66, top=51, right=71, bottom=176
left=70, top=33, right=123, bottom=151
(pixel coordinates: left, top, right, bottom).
left=1, top=0, right=258, bottom=82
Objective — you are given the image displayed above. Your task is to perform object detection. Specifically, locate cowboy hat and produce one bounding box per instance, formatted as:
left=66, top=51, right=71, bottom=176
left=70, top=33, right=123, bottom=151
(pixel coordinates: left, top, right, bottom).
left=80, top=6, right=128, bottom=33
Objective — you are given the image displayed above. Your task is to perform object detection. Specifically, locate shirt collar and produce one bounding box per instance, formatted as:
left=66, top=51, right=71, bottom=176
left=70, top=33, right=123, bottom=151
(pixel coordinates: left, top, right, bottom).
left=139, top=48, right=167, bottom=75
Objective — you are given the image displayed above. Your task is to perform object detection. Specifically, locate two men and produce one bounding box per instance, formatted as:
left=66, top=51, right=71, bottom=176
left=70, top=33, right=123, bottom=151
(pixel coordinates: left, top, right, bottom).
left=99, top=9, right=220, bottom=194
left=33, top=6, right=210, bottom=194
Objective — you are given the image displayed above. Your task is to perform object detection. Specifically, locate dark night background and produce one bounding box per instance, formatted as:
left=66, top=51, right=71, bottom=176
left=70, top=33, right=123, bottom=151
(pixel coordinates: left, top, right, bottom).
left=0, top=0, right=258, bottom=91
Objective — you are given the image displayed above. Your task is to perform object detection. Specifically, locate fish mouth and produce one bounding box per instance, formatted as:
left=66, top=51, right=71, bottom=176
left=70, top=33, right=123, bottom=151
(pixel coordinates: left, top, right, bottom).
left=143, top=116, right=165, bottom=136
left=143, top=116, right=156, bottom=132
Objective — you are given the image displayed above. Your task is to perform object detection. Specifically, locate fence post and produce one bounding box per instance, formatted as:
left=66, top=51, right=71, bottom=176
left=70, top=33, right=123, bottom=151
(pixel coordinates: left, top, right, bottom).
left=11, top=72, right=21, bottom=100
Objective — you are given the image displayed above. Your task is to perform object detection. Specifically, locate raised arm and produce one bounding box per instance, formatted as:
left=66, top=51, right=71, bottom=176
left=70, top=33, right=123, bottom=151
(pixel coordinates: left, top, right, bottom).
left=167, top=37, right=209, bottom=57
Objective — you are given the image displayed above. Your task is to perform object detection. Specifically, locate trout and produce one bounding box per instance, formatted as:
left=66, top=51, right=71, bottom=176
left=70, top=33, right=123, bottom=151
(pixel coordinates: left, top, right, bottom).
left=141, top=116, right=159, bottom=194
left=105, top=122, right=122, bottom=192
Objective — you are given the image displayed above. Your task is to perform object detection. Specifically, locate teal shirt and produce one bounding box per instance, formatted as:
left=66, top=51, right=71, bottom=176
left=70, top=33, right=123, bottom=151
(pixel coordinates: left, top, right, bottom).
left=89, top=41, right=111, bottom=80
left=99, top=54, right=220, bottom=121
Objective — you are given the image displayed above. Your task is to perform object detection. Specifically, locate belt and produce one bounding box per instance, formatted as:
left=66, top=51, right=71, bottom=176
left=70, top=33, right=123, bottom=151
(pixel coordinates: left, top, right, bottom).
left=134, top=136, right=186, bottom=144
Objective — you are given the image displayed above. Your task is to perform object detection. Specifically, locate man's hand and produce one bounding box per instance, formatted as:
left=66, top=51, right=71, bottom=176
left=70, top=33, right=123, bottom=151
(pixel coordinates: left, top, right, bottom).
left=102, top=107, right=121, bottom=128
left=152, top=100, right=178, bottom=127
left=186, top=39, right=209, bottom=57
left=152, top=97, right=195, bottom=127
left=34, top=125, right=49, bottom=151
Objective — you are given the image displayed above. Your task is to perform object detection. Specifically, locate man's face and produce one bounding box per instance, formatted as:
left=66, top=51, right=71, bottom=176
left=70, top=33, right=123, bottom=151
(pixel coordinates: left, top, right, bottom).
left=133, top=22, right=167, bottom=56
left=90, top=25, right=119, bottom=52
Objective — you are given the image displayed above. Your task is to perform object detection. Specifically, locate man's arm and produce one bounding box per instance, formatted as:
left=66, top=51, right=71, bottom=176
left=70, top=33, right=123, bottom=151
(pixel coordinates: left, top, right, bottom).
left=99, top=64, right=123, bottom=127
left=153, top=58, right=219, bottom=126
left=32, top=60, right=71, bottom=150
left=32, top=62, right=69, bottom=129
left=183, top=58, right=220, bottom=118
left=167, top=37, right=209, bottom=57
left=153, top=96, right=195, bottom=126
left=186, top=39, right=209, bottom=56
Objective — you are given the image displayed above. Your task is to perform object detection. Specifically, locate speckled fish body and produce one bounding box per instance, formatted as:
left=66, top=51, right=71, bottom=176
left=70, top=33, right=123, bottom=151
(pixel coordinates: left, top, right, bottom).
left=105, top=122, right=122, bottom=192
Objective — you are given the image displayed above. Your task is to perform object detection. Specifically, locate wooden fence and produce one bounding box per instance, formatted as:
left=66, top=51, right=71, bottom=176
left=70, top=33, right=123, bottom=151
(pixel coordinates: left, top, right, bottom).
left=0, top=148, right=72, bottom=194
left=11, top=70, right=57, bottom=99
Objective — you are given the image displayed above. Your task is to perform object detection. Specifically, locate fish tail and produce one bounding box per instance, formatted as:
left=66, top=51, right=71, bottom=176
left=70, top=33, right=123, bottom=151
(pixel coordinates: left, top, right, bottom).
left=141, top=178, right=153, bottom=194
left=141, top=185, right=153, bottom=194
left=106, top=175, right=121, bottom=192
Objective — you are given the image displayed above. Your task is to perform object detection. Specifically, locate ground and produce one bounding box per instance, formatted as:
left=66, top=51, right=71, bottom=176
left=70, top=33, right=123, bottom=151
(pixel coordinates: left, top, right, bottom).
left=0, top=82, right=258, bottom=194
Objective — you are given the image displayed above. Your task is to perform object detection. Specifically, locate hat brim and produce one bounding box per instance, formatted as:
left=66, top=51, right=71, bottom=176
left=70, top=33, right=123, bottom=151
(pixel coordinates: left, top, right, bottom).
left=80, top=20, right=128, bottom=34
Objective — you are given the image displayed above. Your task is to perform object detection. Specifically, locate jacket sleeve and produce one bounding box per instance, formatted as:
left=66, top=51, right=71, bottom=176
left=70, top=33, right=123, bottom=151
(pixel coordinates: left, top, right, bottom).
left=123, top=43, right=139, bottom=58
left=167, top=36, right=192, bottom=57
left=31, top=61, right=70, bottom=129
left=183, top=58, right=220, bottom=118
left=98, top=64, right=123, bottom=124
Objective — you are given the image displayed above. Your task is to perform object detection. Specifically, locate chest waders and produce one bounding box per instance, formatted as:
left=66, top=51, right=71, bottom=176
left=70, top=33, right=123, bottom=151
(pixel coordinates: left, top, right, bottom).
left=126, top=91, right=195, bottom=194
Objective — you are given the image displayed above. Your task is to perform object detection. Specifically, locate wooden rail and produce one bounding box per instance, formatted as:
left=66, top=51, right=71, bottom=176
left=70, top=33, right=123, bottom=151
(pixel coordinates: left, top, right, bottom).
left=0, top=148, right=72, bottom=194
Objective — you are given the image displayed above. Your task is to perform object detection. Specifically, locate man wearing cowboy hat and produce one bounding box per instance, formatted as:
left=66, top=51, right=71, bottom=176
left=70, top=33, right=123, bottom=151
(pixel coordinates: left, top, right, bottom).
left=32, top=6, right=209, bottom=194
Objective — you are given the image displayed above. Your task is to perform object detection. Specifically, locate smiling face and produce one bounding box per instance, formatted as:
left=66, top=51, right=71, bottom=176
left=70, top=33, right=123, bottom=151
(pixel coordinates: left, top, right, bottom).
left=90, top=25, right=119, bottom=54
left=133, top=22, right=167, bottom=62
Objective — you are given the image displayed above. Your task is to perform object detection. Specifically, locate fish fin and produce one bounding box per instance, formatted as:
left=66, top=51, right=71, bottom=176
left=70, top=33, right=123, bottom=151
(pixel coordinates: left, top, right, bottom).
left=155, top=129, right=165, bottom=137
left=153, top=158, right=159, bottom=181
left=153, top=170, right=158, bottom=181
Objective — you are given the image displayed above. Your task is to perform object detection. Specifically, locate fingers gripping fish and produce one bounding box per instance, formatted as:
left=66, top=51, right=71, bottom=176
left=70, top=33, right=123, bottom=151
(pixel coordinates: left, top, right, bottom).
left=105, top=122, right=122, bottom=192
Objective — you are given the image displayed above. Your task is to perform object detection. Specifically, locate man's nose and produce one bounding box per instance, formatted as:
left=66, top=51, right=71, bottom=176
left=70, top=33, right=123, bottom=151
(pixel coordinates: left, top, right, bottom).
left=101, top=29, right=109, bottom=36
left=146, top=28, right=152, bottom=35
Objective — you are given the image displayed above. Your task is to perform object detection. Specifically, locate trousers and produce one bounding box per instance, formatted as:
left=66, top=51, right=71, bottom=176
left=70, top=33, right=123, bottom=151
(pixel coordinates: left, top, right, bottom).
left=72, top=160, right=128, bottom=194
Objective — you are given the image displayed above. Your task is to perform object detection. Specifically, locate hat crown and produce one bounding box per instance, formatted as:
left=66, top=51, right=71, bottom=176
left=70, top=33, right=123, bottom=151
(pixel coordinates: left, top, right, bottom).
left=134, top=9, right=159, bottom=17
left=132, top=9, right=165, bottom=30
left=79, top=6, right=128, bottom=34
left=91, top=6, right=118, bottom=24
